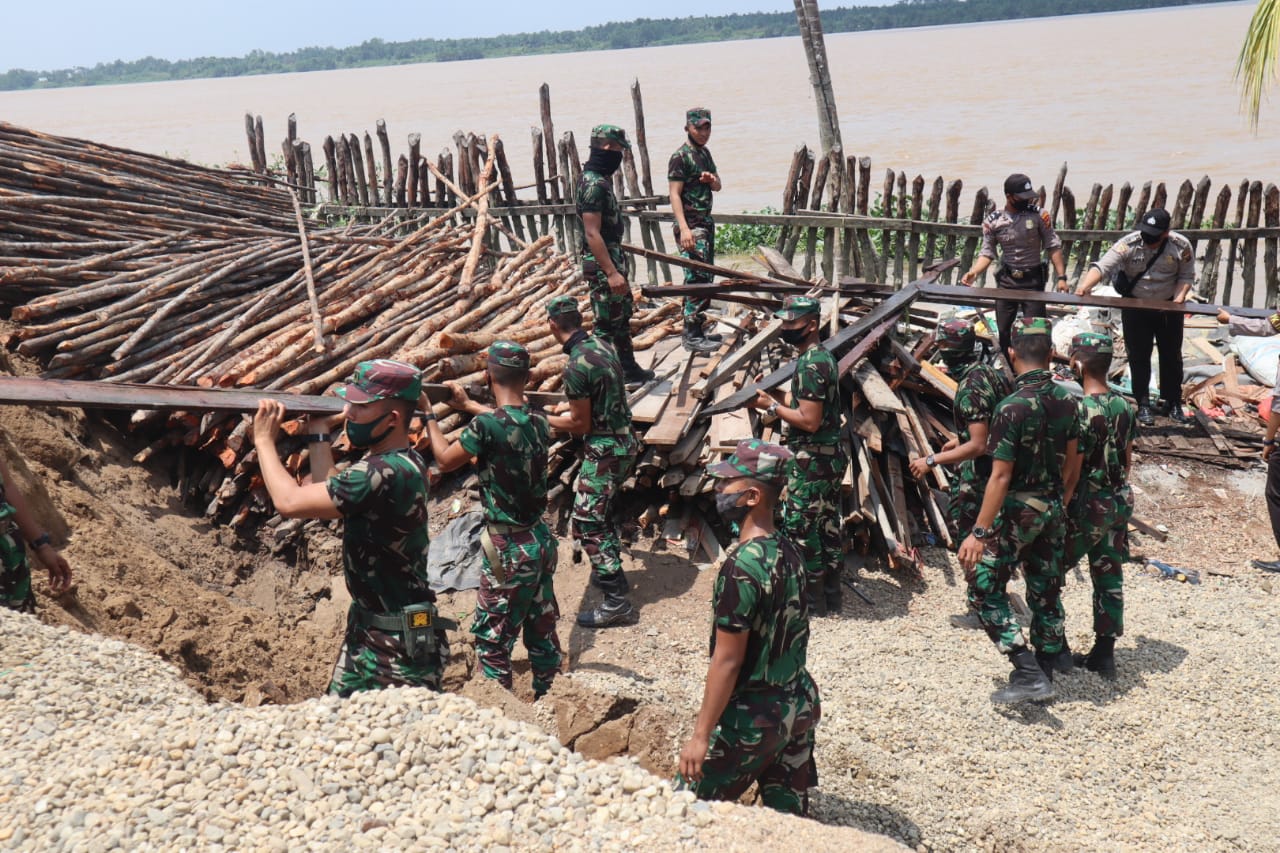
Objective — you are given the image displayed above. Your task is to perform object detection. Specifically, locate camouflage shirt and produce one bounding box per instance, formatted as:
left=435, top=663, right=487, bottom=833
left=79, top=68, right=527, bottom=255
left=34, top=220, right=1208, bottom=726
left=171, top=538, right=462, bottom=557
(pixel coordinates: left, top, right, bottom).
left=1077, top=392, right=1138, bottom=494
left=576, top=169, right=625, bottom=268
left=988, top=368, right=1081, bottom=495
left=327, top=448, right=434, bottom=613
left=710, top=533, right=811, bottom=692
left=563, top=330, right=634, bottom=436
left=667, top=140, right=717, bottom=226
left=458, top=405, right=551, bottom=527
left=951, top=361, right=1012, bottom=486
left=785, top=346, right=842, bottom=447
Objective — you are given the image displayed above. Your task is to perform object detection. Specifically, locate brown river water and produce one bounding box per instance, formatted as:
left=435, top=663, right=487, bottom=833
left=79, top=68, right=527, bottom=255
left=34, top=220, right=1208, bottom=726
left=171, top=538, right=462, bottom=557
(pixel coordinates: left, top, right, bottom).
left=0, top=2, right=1271, bottom=212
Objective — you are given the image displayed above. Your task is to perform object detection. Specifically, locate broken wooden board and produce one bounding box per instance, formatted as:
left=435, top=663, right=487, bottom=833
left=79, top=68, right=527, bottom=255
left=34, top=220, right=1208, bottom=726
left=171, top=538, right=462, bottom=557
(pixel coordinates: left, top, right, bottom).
left=692, top=319, right=783, bottom=400
left=1194, top=410, right=1238, bottom=458
left=709, top=374, right=753, bottom=451
left=853, top=362, right=906, bottom=413
left=1190, top=337, right=1225, bottom=364
left=918, top=359, right=959, bottom=400
left=645, top=351, right=709, bottom=446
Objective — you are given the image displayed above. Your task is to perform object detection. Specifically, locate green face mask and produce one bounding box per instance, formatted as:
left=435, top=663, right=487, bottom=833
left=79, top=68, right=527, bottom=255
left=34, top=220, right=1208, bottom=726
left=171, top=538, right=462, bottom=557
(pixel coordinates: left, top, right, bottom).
left=940, top=351, right=976, bottom=377
left=345, top=410, right=394, bottom=448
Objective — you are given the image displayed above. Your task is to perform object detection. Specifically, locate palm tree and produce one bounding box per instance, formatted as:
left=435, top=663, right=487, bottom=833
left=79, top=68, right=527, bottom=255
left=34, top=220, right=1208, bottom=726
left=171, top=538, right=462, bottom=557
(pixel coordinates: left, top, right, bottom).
left=1237, top=0, right=1280, bottom=129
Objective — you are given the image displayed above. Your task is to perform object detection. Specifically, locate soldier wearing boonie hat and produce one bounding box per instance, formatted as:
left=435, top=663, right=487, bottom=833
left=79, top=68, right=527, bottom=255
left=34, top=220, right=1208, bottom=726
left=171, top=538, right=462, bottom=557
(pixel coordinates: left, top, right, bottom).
left=252, top=358, right=448, bottom=697
left=677, top=439, right=821, bottom=816
left=422, top=340, right=564, bottom=697
left=960, top=173, right=1067, bottom=354
left=578, top=123, right=653, bottom=385
left=1077, top=207, right=1197, bottom=426
left=908, top=319, right=1011, bottom=630
left=750, top=295, right=848, bottom=616
left=1063, top=330, right=1137, bottom=680
left=668, top=106, right=723, bottom=353
left=543, top=295, right=641, bottom=628
left=956, top=315, right=1086, bottom=705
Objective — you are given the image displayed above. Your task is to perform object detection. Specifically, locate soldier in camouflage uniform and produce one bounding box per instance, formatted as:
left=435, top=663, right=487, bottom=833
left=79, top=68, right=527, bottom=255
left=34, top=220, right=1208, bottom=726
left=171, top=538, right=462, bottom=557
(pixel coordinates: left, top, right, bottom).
left=253, top=360, right=450, bottom=697
left=908, top=319, right=1011, bottom=629
left=545, top=296, right=641, bottom=628
left=961, top=173, right=1068, bottom=353
left=677, top=439, right=821, bottom=816
left=751, top=296, right=847, bottom=616
left=956, top=319, right=1082, bottom=704
left=577, top=124, right=654, bottom=385
left=0, top=455, right=72, bottom=614
left=1065, top=332, right=1138, bottom=679
left=668, top=107, right=723, bottom=354
left=423, top=342, right=563, bottom=697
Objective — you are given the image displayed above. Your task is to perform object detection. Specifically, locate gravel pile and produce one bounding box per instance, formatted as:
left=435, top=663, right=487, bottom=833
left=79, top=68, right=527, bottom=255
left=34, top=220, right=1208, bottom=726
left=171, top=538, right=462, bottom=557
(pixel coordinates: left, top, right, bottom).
left=0, top=609, right=899, bottom=851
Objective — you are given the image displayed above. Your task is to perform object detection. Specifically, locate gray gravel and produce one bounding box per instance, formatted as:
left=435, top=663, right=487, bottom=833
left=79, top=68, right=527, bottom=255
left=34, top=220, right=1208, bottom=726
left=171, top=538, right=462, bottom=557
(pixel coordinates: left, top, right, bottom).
left=0, top=608, right=898, bottom=851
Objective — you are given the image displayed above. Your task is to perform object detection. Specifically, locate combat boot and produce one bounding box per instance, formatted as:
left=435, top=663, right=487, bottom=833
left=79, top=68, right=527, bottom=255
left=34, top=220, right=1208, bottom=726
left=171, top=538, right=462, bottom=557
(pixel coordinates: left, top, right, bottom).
left=576, top=594, right=637, bottom=628
left=991, top=647, right=1055, bottom=704
left=682, top=319, right=720, bottom=354
left=621, top=358, right=655, bottom=386
left=822, top=570, right=843, bottom=616
left=1072, top=635, right=1117, bottom=680
left=696, top=315, right=723, bottom=344
left=1035, top=641, right=1074, bottom=681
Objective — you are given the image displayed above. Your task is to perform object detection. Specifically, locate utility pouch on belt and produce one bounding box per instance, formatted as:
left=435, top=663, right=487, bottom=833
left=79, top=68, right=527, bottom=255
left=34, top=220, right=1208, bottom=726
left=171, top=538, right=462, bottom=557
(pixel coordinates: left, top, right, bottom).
left=401, top=603, right=439, bottom=661
left=1012, top=492, right=1052, bottom=514
left=479, top=526, right=506, bottom=584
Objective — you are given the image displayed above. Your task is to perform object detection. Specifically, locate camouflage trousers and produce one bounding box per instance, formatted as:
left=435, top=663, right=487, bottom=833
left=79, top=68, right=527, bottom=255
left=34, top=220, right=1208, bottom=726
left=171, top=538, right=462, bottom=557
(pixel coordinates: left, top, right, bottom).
left=680, top=672, right=821, bottom=816
left=572, top=435, right=638, bottom=595
left=675, top=219, right=715, bottom=321
left=946, top=478, right=983, bottom=545
left=1066, top=488, right=1131, bottom=638
left=328, top=617, right=448, bottom=698
left=781, top=446, right=847, bottom=591
left=966, top=493, right=1067, bottom=654
left=473, top=522, right=563, bottom=696
left=0, top=523, right=34, bottom=614
left=584, top=259, right=637, bottom=368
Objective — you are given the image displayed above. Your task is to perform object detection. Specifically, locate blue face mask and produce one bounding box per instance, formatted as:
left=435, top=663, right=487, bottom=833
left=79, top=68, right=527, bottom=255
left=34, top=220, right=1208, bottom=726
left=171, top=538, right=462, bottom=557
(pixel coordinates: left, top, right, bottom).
left=345, top=410, right=393, bottom=448
left=715, top=490, right=751, bottom=524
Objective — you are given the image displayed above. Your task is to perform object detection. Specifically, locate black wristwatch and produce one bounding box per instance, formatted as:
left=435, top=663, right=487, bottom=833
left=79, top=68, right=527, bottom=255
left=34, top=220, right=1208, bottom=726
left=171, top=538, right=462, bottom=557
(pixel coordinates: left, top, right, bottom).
left=972, top=526, right=991, bottom=540
left=29, top=532, right=52, bottom=550
left=1056, top=275, right=1068, bottom=282
left=926, top=454, right=936, bottom=468
left=306, top=433, right=332, bottom=443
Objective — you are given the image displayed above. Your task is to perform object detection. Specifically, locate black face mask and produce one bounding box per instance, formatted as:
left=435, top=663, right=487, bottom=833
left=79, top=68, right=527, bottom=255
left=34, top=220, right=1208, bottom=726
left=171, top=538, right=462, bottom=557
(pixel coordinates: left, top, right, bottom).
left=940, top=351, right=977, bottom=376
left=780, top=326, right=810, bottom=346
left=1140, top=232, right=1165, bottom=246
left=715, top=491, right=751, bottom=524
left=1012, top=198, right=1035, bottom=212
left=584, top=147, right=623, bottom=177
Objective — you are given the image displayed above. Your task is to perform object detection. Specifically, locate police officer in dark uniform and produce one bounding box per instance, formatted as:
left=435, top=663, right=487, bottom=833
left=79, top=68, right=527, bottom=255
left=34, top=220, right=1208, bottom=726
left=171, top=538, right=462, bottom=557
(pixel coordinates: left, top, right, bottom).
left=961, top=173, right=1068, bottom=353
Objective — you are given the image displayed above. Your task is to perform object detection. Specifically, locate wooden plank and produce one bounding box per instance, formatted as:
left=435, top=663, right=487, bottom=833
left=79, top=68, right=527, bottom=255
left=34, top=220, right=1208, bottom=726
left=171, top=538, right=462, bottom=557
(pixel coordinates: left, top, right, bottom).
left=913, top=282, right=1273, bottom=320
left=852, top=404, right=883, bottom=453
left=691, top=319, right=784, bottom=400
left=853, top=362, right=906, bottom=413
left=1194, top=410, right=1237, bottom=458
left=1190, top=337, right=1225, bottom=364
left=885, top=455, right=913, bottom=551
left=917, top=359, right=958, bottom=400
left=709, top=375, right=753, bottom=451
left=645, top=353, right=706, bottom=446
left=630, top=380, right=673, bottom=424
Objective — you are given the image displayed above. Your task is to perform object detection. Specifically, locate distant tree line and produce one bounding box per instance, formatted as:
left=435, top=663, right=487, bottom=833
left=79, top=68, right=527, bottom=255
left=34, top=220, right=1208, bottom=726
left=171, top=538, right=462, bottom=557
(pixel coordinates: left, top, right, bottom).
left=0, top=0, right=1234, bottom=91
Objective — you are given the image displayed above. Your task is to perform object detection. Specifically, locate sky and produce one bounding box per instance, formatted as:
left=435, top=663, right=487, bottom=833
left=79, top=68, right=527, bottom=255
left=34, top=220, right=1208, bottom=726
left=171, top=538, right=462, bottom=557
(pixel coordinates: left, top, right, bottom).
left=0, top=0, right=887, bottom=72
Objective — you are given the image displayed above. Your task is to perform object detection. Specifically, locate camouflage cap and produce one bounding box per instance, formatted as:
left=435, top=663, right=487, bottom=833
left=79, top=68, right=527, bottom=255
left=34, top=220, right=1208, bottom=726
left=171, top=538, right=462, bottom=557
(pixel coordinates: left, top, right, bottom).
left=1069, top=331, right=1114, bottom=356
left=335, top=359, right=422, bottom=404
left=488, top=341, right=530, bottom=369
left=775, top=295, right=821, bottom=320
left=936, top=319, right=976, bottom=350
left=686, top=107, right=712, bottom=126
left=1011, top=317, right=1052, bottom=340
left=545, top=295, right=581, bottom=318
left=590, top=124, right=631, bottom=149
left=706, top=438, right=793, bottom=485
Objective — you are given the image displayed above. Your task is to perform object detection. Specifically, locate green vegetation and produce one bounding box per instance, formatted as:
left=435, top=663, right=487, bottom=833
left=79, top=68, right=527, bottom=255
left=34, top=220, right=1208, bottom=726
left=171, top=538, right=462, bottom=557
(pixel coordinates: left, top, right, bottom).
left=716, top=208, right=784, bottom=254
left=0, top=0, right=1235, bottom=91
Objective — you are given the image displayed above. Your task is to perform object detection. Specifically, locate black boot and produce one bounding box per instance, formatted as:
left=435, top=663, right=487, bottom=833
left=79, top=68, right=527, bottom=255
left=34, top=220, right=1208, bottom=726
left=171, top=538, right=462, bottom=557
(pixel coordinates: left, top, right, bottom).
left=697, top=315, right=723, bottom=344
left=1136, top=404, right=1155, bottom=427
left=576, top=594, right=637, bottom=628
left=682, top=319, right=720, bottom=354
left=822, top=570, right=843, bottom=616
left=991, top=647, right=1055, bottom=704
left=621, top=358, right=655, bottom=385
left=1035, top=638, right=1075, bottom=680
left=1071, top=636, right=1117, bottom=679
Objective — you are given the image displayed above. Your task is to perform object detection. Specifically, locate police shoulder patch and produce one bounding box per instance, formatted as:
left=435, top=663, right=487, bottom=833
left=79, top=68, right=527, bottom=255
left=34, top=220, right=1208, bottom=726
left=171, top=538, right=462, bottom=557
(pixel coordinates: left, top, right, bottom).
left=1040, top=211, right=1052, bottom=225
left=1181, top=248, right=1192, bottom=262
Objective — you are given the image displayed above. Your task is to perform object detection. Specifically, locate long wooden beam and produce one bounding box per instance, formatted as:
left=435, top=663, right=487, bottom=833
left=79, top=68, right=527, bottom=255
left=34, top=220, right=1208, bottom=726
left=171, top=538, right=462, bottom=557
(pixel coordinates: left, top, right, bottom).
left=911, top=282, right=1273, bottom=319
left=623, top=243, right=797, bottom=288
left=639, top=285, right=780, bottom=310
left=697, top=260, right=954, bottom=418
left=0, top=377, right=561, bottom=414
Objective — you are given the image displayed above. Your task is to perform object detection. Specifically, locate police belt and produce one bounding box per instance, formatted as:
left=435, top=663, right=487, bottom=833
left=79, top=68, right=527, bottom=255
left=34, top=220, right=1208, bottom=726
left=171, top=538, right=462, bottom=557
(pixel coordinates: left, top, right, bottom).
left=999, top=264, right=1046, bottom=283
left=479, top=519, right=541, bottom=584
left=350, top=601, right=457, bottom=633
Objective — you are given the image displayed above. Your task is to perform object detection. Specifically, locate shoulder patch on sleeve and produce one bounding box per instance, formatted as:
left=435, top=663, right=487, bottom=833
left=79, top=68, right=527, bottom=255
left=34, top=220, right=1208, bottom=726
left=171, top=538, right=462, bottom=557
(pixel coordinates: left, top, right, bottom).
left=1040, top=211, right=1052, bottom=226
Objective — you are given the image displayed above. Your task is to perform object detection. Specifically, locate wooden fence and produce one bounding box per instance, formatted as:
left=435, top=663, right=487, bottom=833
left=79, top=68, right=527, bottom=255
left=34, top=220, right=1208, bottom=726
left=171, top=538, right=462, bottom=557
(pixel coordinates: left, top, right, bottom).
left=241, top=87, right=1279, bottom=309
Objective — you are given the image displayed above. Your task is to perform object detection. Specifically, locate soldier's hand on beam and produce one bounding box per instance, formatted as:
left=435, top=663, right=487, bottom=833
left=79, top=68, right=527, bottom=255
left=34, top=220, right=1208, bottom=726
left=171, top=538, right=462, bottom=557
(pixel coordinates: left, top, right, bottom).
left=252, top=399, right=287, bottom=447
left=749, top=388, right=779, bottom=410
left=444, top=381, right=470, bottom=411
left=907, top=457, right=932, bottom=480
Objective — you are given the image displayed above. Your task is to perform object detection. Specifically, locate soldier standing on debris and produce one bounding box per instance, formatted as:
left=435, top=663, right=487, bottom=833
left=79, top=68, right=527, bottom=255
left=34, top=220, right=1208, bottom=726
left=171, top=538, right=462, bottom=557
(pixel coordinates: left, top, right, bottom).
left=957, top=319, right=1081, bottom=704
left=677, top=439, right=821, bottom=816
left=750, top=296, right=847, bottom=616
left=544, top=296, right=641, bottom=628
left=1064, top=332, right=1138, bottom=679
left=1216, top=307, right=1280, bottom=573
left=961, top=173, right=1068, bottom=354
left=1074, top=208, right=1197, bottom=426
left=422, top=342, right=563, bottom=698
left=908, top=319, right=1011, bottom=628
left=668, top=107, right=723, bottom=354
left=0, top=455, right=72, bottom=613
left=577, top=124, right=654, bottom=385
left=253, top=360, right=449, bottom=696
